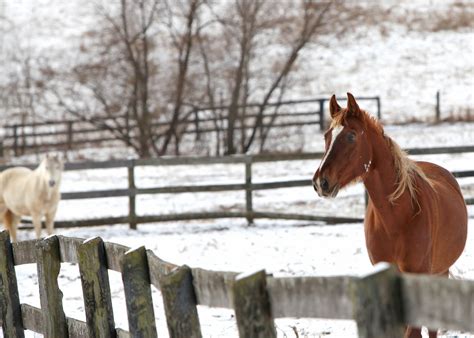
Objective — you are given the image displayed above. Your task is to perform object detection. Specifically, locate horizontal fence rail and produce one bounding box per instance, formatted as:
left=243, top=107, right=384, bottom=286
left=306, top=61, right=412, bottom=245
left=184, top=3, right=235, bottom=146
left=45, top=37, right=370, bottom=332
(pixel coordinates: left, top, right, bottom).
left=0, top=232, right=473, bottom=337
left=0, top=145, right=473, bottom=230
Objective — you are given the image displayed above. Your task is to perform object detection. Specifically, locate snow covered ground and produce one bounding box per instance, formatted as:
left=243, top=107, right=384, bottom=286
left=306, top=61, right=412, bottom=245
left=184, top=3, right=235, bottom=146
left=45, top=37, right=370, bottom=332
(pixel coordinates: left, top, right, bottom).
left=1, top=1, right=473, bottom=337
left=6, top=120, right=474, bottom=338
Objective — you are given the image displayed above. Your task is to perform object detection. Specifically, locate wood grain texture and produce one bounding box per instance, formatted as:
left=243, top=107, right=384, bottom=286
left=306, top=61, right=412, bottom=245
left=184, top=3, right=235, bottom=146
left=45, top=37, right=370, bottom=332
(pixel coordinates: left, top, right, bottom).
left=78, top=237, right=116, bottom=337
left=36, top=236, right=68, bottom=337
left=0, top=231, right=24, bottom=337
left=121, top=246, right=157, bottom=338
left=233, top=270, right=276, bottom=338
left=160, top=265, right=202, bottom=338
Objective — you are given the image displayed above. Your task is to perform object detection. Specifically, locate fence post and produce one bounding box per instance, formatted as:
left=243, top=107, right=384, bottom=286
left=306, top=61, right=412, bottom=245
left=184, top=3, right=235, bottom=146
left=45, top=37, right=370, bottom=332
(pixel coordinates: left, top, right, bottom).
left=245, top=156, right=254, bottom=225
left=435, top=91, right=441, bottom=122
left=319, top=99, right=325, bottom=131
left=232, top=270, right=276, bottom=338
left=128, top=162, right=137, bottom=230
left=193, top=107, right=200, bottom=141
left=78, top=237, right=115, bottom=337
left=160, top=265, right=202, bottom=338
left=121, top=246, right=157, bottom=338
left=36, top=235, right=68, bottom=338
left=66, top=121, right=73, bottom=151
left=13, top=125, right=18, bottom=157
left=376, top=96, right=381, bottom=120
left=0, top=231, right=24, bottom=337
left=351, top=263, right=404, bottom=338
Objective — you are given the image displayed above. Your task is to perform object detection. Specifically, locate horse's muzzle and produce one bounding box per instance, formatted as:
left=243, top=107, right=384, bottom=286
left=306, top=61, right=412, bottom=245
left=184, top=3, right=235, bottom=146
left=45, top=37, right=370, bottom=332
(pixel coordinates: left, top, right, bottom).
left=313, top=176, right=339, bottom=198
left=49, top=180, right=56, bottom=187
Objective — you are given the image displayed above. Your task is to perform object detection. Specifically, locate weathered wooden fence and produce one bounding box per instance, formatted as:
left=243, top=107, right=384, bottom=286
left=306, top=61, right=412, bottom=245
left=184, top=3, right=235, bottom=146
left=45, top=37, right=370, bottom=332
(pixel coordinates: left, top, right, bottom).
left=0, top=145, right=473, bottom=231
left=0, top=97, right=381, bottom=156
left=0, top=231, right=473, bottom=337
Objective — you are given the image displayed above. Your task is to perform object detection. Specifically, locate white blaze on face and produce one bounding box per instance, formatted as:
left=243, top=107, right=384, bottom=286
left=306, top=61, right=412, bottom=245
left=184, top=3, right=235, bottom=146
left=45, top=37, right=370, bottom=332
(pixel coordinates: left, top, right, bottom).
left=318, top=125, right=345, bottom=172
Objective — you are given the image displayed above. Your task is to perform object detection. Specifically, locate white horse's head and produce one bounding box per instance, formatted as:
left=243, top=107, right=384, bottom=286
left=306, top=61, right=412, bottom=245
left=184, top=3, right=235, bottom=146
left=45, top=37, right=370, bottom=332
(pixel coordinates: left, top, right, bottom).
left=42, top=154, right=64, bottom=188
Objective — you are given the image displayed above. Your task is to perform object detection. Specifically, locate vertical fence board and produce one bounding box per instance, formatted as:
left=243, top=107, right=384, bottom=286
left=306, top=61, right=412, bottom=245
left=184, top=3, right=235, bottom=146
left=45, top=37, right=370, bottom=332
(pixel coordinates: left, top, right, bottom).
left=121, top=246, right=157, bottom=338
left=245, top=157, right=254, bottom=225
left=67, top=121, right=74, bottom=151
left=233, top=270, right=276, bottom=338
left=0, top=231, right=24, bottom=337
left=318, top=99, right=325, bottom=131
left=128, top=164, right=137, bottom=230
left=160, top=265, right=202, bottom=338
left=78, top=237, right=115, bottom=337
left=376, top=96, right=381, bottom=120
left=435, top=90, right=441, bottom=122
left=351, top=264, right=404, bottom=338
left=36, top=235, right=68, bottom=338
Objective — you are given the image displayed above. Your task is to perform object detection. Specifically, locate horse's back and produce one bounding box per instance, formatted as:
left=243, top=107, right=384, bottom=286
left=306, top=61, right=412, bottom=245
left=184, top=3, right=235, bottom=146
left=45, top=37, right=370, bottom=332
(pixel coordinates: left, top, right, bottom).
left=0, top=167, right=34, bottom=213
left=0, top=167, right=33, bottom=190
left=417, top=161, right=468, bottom=273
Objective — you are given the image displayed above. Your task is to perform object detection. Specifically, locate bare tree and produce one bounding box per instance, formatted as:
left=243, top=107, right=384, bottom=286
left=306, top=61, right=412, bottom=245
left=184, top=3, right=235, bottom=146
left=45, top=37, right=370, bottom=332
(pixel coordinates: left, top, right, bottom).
left=194, top=0, right=365, bottom=155
left=158, top=0, right=203, bottom=155
left=1, top=0, right=368, bottom=158
left=243, top=1, right=334, bottom=153
left=48, top=0, right=207, bottom=158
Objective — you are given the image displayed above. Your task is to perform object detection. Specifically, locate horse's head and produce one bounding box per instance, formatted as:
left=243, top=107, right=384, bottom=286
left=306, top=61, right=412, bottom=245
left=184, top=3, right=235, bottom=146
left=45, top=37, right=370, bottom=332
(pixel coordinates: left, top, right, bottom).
left=43, top=154, right=64, bottom=188
left=313, top=93, right=373, bottom=198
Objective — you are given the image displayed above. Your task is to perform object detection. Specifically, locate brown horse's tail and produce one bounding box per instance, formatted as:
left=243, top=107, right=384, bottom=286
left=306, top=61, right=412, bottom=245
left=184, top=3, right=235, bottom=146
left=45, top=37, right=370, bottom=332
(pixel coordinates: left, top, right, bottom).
left=4, top=209, right=13, bottom=233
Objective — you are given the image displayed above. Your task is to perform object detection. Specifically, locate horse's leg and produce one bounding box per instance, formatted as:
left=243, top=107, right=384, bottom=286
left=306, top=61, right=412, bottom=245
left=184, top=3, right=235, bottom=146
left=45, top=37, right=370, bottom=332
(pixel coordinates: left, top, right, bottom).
left=9, top=213, right=22, bottom=243
left=3, top=209, right=17, bottom=243
left=45, top=209, right=57, bottom=236
left=32, top=214, right=43, bottom=239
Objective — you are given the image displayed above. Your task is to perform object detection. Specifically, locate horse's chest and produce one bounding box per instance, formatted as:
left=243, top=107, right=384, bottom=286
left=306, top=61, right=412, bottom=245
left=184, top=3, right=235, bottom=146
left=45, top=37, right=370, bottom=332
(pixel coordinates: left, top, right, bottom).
left=364, top=226, right=397, bottom=264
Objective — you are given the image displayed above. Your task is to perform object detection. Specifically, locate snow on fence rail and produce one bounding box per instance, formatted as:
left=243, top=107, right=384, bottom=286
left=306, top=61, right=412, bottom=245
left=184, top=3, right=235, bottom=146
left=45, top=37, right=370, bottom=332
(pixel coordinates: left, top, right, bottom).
left=0, top=231, right=473, bottom=337
left=0, top=145, right=473, bottom=231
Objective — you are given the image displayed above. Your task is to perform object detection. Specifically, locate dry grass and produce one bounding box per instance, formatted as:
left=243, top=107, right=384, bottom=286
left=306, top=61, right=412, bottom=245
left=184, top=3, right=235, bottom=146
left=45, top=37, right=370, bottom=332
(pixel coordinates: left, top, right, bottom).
left=361, top=1, right=474, bottom=33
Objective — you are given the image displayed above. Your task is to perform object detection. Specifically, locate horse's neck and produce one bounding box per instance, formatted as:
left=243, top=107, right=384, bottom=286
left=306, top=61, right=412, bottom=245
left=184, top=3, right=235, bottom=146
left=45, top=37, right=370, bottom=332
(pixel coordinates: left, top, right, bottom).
left=363, top=134, right=414, bottom=230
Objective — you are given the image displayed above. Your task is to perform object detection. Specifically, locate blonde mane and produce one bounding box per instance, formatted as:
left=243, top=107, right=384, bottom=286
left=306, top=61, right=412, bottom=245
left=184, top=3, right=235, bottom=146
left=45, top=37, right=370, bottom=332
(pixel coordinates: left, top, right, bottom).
left=331, top=109, right=432, bottom=204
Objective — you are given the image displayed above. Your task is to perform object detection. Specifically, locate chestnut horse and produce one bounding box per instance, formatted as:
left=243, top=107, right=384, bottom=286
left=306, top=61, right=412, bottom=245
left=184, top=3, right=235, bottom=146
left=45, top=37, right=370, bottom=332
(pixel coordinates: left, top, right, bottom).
left=312, top=93, right=467, bottom=338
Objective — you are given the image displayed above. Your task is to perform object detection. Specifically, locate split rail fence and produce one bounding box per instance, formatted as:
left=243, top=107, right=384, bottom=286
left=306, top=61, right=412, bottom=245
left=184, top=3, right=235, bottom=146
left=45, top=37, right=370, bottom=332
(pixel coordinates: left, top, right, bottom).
left=0, top=145, right=473, bottom=231
left=0, top=231, right=473, bottom=337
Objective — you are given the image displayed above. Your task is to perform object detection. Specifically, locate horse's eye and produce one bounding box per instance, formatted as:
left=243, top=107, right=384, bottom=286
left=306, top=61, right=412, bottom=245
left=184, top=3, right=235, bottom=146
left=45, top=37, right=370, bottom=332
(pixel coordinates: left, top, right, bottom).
left=347, top=132, right=356, bottom=143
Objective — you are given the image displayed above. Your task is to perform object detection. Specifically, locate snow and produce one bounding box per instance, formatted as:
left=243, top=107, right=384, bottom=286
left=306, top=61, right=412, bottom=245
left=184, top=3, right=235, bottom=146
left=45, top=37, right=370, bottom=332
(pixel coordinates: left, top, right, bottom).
left=1, top=1, right=473, bottom=337
left=6, top=120, right=474, bottom=338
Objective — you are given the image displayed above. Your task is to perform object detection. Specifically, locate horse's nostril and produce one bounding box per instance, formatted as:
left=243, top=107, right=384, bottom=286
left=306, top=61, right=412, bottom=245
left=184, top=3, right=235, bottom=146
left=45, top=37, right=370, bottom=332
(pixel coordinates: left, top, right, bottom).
left=320, top=178, right=329, bottom=192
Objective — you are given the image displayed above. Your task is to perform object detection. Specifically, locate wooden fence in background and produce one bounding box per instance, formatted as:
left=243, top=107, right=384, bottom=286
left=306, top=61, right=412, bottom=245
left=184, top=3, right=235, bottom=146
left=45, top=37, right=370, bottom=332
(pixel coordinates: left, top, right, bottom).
left=0, top=97, right=381, bottom=156
left=0, top=231, right=473, bottom=337
left=0, top=145, right=473, bottom=231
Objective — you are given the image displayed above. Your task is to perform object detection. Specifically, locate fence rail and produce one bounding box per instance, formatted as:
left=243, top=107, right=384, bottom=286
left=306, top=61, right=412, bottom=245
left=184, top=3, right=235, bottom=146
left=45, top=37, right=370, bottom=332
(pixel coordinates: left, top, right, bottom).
left=0, top=231, right=473, bottom=337
left=1, top=145, right=473, bottom=231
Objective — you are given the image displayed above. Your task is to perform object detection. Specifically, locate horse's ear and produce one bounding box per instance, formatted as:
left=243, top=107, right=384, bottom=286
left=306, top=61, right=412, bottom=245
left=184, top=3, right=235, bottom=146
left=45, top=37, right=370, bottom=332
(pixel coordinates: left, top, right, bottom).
left=329, top=94, right=341, bottom=119
left=347, top=92, right=361, bottom=117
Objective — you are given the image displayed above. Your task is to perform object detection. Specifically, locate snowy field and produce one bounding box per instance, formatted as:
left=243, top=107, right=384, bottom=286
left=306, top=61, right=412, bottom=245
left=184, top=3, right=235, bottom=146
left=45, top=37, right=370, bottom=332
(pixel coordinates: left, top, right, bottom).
left=5, top=121, right=474, bottom=338
left=1, top=1, right=473, bottom=337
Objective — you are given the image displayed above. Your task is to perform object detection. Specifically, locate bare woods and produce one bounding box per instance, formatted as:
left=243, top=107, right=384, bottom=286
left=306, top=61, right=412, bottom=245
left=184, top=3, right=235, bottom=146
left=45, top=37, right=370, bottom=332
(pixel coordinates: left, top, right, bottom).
left=0, top=1, right=364, bottom=157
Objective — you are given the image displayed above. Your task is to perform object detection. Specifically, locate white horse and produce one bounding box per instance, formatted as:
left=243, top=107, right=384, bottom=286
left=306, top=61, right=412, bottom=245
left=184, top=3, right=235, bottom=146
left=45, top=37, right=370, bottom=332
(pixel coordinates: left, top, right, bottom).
left=0, top=154, right=63, bottom=242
